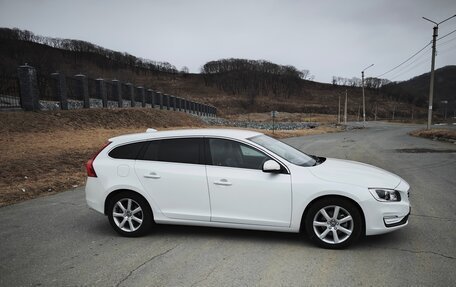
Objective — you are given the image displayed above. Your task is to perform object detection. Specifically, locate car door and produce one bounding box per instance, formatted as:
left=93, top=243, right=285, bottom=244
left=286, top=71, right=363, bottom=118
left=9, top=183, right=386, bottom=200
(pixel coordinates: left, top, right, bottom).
left=134, top=137, right=211, bottom=221
left=206, top=138, right=292, bottom=227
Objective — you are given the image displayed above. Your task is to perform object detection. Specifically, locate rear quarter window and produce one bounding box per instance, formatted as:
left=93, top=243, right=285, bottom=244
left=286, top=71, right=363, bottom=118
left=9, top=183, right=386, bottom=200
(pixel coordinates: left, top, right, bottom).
left=108, top=142, right=146, bottom=159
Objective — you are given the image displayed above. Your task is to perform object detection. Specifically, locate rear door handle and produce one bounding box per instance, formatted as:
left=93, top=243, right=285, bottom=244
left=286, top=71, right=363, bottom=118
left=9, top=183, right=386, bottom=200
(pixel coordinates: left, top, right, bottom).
left=214, top=179, right=232, bottom=186
left=144, top=172, right=161, bottom=179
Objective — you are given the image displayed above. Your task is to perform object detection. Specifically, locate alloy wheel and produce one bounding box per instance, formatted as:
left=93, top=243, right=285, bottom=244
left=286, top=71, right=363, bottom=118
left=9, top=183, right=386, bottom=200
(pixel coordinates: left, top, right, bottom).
left=112, top=198, right=144, bottom=232
left=313, top=205, right=354, bottom=244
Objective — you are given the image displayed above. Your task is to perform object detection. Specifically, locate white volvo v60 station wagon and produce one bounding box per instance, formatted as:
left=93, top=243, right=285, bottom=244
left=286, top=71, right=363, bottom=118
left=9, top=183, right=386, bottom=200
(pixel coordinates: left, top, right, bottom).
left=85, top=128, right=410, bottom=248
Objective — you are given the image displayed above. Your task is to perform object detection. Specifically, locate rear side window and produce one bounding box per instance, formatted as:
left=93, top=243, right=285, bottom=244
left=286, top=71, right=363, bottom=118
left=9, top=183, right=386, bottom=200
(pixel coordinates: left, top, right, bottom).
left=141, top=138, right=203, bottom=164
left=108, top=142, right=146, bottom=159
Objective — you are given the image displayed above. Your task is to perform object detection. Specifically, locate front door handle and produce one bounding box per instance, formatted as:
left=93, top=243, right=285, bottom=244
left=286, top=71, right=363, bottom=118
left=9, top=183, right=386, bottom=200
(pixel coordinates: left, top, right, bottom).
left=214, top=179, right=232, bottom=186
left=144, top=172, right=161, bottom=179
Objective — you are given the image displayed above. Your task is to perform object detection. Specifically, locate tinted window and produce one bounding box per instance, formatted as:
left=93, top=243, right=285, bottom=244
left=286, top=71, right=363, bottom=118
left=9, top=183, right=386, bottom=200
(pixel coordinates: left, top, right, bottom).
left=208, top=138, right=270, bottom=170
left=108, top=142, right=146, bottom=159
left=142, top=140, right=160, bottom=161
left=142, top=138, right=202, bottom=164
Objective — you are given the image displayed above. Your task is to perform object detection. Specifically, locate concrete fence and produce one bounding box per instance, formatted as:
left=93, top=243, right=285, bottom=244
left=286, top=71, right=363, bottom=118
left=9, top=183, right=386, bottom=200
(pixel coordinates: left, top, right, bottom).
left=16, top=64, right=217, bottom=116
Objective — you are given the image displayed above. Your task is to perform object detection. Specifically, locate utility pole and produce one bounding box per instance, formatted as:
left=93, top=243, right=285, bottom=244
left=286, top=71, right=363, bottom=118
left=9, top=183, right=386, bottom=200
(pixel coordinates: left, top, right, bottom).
left=422, top=14, right=456, bottom=129
left=361, top=64, right=374, bottom=127
left=392, top=104, right=396, bottom=120
left=273, top=112, right=275, bottom=134
left=344, top=89, right=348, bottom=124
left=427, top=24, right=437, bottom=128
left=338, top=94, right=341, bottom=124
left=271, top=110, right=276, bottom=134
left=375, top=104, right=378, bottom=121
left=357, top=104, right=360, bottom=122
left=441, top=100, right=448, bottom=120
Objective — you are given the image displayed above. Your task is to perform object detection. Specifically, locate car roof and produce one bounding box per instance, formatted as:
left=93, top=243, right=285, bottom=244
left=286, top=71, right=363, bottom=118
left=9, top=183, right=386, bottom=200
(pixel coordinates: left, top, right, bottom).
left=109, top=128, right=264, bottom=143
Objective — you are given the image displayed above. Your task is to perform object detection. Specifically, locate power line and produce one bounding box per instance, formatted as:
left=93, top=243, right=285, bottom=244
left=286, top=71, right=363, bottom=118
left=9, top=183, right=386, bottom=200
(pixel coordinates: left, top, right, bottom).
left=438, top=41, right=456, bottom=55
left=388, top=47, right=431, bottom=79
left=375, top=41, right=432, bottom=78
left=393, top=45, right=431, bottom=70
left=373, top=27, right=454, bottom=79
left=388, top=39, right=454, bottom=81
left=389, top=56, right=431, bottom=81
left=437, top=28, right=456, bottom=41
left=437, top=34, right=456, bottom=47
left=388, top=47, right=431, bottom=80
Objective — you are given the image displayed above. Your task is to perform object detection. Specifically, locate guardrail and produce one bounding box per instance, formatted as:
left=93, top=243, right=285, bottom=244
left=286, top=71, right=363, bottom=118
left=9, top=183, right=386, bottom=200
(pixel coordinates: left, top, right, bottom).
left=1, top=64, right=217, bottom=117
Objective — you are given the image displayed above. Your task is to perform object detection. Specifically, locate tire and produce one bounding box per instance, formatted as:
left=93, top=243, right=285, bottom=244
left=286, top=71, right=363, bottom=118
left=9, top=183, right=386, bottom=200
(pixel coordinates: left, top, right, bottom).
left=107, top=191, right=153, bottom=237
left=305, top=197, right=363, bottom=249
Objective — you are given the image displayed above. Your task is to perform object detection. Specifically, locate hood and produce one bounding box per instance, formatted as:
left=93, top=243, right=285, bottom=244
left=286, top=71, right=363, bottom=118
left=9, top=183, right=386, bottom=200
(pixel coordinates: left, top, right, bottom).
left=309, top=158, right=402, bottom=189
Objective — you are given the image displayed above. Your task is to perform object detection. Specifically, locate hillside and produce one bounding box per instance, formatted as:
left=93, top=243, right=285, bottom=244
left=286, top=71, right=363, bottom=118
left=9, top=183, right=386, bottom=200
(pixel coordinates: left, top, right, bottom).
left=381, top=66, right=456, bottom=113
left=1, top=27, right=450, bottom=120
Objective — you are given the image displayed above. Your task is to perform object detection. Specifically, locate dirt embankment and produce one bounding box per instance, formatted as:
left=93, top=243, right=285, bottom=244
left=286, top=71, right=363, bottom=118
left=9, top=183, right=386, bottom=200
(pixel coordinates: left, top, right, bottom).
left=0, top=108, right=205, bottom=207
left=0, top=108, right=340, bottom=207
left=0, top=108, right=205, bottom=133
left=409, top=128, right=456, bottom=143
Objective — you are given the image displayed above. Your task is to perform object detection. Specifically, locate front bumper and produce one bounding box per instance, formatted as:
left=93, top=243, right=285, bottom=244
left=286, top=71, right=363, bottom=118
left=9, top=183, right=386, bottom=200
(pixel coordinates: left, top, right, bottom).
left=384, top=208, right=410, bottom=227
left=363, top=182, right=411, bottom=236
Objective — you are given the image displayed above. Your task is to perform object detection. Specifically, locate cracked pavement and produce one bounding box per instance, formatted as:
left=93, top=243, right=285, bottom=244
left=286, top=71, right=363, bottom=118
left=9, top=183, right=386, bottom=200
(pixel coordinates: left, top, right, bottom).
left=0, top=122, right=455, bottom=286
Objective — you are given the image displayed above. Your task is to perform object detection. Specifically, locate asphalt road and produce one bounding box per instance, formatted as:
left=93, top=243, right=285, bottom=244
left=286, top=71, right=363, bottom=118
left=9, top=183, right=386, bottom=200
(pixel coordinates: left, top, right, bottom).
left=1, top=122, right=455, bottom=286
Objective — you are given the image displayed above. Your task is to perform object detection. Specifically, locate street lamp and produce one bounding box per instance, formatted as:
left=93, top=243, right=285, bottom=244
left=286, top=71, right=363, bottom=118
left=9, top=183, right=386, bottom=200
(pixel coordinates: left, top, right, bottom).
left=361, top=64, right=374, bottom=126
left=422, top=14, right=456, bottom=129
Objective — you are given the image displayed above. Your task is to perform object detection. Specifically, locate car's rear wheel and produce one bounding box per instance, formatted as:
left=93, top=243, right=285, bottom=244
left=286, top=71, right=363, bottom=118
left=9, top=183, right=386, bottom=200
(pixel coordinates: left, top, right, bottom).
left=305, top=197, right=362, bottom=249
left=108, top=192, right=153, bottom=237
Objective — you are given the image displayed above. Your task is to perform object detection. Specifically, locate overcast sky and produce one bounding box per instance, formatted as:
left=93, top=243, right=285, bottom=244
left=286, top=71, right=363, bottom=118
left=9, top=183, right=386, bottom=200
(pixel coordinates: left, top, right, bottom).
left=0, top=0, right=455, bottom=83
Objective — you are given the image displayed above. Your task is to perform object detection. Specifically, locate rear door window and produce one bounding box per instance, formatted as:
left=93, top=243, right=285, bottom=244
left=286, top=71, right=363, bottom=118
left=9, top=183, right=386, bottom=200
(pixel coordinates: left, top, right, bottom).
left=141, top=138, right=203, bottom=164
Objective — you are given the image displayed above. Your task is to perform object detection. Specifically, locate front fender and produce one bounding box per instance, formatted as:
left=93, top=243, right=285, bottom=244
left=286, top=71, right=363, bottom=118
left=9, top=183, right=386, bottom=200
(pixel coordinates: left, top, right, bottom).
left=289, top=169, right=369, bottom=231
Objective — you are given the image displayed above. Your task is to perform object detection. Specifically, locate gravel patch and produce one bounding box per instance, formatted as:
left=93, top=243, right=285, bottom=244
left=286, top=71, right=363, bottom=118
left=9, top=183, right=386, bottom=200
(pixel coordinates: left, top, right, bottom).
left=201, top=117, right=319, bottom=130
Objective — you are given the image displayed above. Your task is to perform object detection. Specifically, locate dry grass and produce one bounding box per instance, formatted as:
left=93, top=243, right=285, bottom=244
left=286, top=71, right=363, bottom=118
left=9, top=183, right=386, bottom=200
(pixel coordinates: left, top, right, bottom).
left=0, top=129, right=126, bottom=207
left=0, top=108, right=205, bottom=207
left=0, top=109, right=340, bottom=207
left=410, top=128, right=456, bottom=141
left=0, top=127, right=213, bottom=207
left=0, top=108, right=205, bottom=133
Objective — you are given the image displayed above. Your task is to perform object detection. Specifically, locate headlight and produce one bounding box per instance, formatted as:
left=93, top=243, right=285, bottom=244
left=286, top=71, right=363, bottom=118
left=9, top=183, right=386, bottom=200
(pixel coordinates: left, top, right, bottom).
left=369, top=188, right=401, bottom=202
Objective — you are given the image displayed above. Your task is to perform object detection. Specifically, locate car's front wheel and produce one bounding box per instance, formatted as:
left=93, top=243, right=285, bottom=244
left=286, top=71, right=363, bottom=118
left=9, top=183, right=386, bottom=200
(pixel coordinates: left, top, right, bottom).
left=305, top=197, right=363, bottom=249
left=107, top=192, right=153, bottom=237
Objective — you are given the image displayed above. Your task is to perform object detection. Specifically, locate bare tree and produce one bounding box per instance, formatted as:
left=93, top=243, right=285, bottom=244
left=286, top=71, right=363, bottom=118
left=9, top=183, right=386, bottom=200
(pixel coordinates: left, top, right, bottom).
left=201, top=58, right=306, bottom=99
left=0, top=27, right=179, bottom=74
left=180, top=66, right=189, bottom=74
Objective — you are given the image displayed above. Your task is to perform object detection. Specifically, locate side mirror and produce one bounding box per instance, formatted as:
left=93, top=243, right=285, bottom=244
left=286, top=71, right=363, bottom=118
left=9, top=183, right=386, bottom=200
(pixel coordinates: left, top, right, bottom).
left=262, top=160, right=281, bottom=173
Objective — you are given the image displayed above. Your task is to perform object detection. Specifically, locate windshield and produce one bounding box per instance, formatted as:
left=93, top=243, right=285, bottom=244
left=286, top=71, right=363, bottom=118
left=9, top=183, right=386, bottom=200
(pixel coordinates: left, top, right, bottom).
left=249, top=135, right=316, bottom=167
